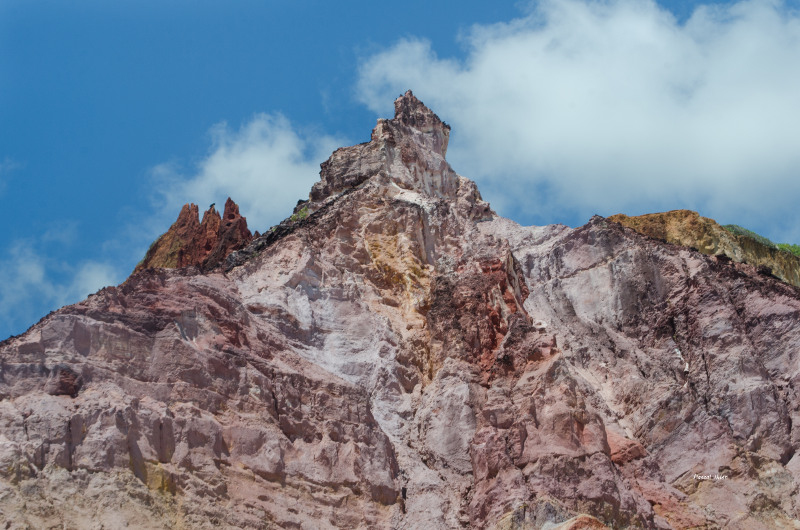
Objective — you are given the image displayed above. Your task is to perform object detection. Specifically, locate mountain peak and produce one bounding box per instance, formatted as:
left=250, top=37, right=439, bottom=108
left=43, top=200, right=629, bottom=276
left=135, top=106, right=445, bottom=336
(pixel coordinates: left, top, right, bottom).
left=393, top=90, right=450, bottom=135
left=309, top=89, right=468, bottom=210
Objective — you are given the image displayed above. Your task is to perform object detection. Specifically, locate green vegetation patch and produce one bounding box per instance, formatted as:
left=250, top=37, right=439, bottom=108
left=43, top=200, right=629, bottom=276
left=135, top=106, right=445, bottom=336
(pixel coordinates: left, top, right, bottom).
left=290, top=206, right=309, bottom=222
left=777, top=243, right=800, bottom=258
left=723, top=224, right=800, bottom=257
left=722, top=224, right=777, bottom=249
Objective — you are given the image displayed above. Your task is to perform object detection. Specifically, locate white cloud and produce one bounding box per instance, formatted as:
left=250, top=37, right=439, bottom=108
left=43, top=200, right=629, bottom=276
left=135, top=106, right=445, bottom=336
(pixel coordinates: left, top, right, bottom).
left=0, top=243, right=55, bottom=312
left=0, top=157, right=21, bottom=196
left=153, top=113, right=342, bottom=233
left=64, top=261, right=118, bottom=304
left=356, top=0, right=800, bottom=239
left=0, top=240, right=120, bottom=338
left=41, top=221, right=79, bottom=245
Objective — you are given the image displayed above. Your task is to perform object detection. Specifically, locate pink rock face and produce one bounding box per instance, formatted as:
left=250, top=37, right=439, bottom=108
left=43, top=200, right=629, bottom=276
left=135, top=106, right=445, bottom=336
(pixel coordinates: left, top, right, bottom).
left=2, top=91, right=800, bottom=529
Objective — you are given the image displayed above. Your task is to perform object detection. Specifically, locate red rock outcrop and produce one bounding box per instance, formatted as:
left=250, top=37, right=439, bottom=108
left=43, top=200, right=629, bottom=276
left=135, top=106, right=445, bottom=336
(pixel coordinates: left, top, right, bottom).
left=134, top=197, right=252, bottom=273
left=1, top=91, right=799, bottom=529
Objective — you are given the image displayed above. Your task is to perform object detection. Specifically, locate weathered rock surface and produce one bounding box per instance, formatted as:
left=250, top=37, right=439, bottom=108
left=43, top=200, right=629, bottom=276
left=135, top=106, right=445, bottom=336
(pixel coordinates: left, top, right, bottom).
left=2, top=91, right=800, bottom=529
left=135, top=197, right=253, bottom=273
left=609, top=209, right=800, bottom=288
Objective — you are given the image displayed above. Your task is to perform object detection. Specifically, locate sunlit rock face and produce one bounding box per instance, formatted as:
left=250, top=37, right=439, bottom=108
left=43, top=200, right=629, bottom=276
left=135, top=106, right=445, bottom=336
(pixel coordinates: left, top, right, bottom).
left=2, top=91, right=800, bottom=529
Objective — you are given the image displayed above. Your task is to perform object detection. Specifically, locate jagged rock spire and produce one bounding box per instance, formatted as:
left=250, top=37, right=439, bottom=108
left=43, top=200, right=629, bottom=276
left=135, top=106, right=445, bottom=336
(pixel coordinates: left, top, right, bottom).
left=309, top=90, right=460, bottom=205
left=392, top=90, right=450, bottom=154
left=134, top=197, right=252, bottom=273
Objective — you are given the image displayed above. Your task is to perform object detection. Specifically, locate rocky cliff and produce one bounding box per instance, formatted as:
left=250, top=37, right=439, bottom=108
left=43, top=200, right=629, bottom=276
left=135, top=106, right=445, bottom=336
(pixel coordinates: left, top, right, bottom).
left=1, top=92, right=799, bottom=529
left=609, top=210, right=800, bottom=288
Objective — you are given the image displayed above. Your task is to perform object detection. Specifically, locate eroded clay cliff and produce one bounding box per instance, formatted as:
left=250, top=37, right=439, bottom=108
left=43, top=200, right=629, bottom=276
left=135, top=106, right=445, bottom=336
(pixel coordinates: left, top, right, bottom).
left=1, top=92, right=799, bottom=529
left=609, top=210, right=800, bottom=288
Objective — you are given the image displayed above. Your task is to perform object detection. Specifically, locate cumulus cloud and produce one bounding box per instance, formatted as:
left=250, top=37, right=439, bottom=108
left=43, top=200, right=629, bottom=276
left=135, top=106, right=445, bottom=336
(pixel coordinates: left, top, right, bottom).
left=153, top=113, right=342, bottom=233
left=64, top=261, right=119, bottom=303
left=357, top=0, right=800, bottom=241
left=0, top=240, right=119, bottom=338
left=0, top=157, right=21, bottom=196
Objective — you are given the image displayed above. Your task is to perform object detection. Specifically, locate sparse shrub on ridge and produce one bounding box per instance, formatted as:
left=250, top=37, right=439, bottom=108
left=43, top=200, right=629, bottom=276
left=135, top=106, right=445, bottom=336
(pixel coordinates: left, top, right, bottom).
left=723, top=224, right=800, bottom=257
left=722, top=224, right=777, bottom=248
left=777, top=243, right=800, bottom=257
left=290, top=206, right=309, bottom=222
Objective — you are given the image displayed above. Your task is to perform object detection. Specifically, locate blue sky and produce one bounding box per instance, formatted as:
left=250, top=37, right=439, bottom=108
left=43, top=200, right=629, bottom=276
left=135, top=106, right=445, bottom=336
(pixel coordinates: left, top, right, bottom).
left=2, top=0, right=800, bottom=339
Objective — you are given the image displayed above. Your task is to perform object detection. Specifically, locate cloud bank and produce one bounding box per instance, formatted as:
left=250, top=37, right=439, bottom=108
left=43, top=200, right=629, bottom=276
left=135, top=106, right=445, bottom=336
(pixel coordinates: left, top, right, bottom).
left=357, top=0, right=800, bottom=241
left=153, top=114, right=342, bottom=233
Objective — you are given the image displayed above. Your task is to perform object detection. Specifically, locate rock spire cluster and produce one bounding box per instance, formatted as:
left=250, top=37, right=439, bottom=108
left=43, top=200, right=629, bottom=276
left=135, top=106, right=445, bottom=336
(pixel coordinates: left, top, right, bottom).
left=134, top=197, right=252, bottom=273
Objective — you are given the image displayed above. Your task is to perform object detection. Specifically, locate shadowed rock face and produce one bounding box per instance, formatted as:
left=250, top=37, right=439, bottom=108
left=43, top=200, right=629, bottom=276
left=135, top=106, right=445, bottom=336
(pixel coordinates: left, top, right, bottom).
left=134, top=197, right=253, bottom=273
left=609, top=210, right=800, bottom=288
left=2, top=91, right=800, bottom=529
